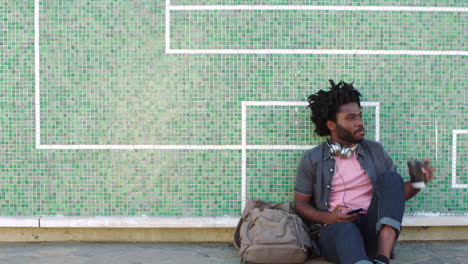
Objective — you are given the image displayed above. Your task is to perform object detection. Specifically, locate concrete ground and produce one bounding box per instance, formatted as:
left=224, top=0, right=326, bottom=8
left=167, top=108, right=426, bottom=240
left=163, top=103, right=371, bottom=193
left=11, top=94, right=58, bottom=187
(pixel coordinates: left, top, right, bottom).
left=0, top=241, right=466, bottom=264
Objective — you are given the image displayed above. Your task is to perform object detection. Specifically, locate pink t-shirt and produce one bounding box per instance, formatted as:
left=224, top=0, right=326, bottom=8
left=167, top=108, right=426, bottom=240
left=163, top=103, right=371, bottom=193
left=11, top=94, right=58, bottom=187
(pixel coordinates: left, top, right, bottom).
left=328, top=152, right=373, bottom=213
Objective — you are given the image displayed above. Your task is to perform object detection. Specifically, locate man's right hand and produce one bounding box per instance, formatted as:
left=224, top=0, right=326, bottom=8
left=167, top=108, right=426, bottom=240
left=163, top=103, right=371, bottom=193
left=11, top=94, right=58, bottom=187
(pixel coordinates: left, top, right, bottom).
left=326, top=205, right=359, bottom=224
left=294, top=193, right=359, bottom=226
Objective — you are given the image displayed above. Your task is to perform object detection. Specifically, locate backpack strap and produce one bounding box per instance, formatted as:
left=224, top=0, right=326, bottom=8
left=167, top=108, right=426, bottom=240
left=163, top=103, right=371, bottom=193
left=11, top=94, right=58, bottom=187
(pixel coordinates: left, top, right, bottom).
left=234, top=199, right=263, bottom=249
left=233, top=216, right=243, bottom=249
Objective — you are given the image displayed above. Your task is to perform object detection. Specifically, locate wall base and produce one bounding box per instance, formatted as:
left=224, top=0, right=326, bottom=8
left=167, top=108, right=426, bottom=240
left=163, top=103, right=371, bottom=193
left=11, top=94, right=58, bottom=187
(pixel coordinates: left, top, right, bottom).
left=0, top=226, right=467, bottom=242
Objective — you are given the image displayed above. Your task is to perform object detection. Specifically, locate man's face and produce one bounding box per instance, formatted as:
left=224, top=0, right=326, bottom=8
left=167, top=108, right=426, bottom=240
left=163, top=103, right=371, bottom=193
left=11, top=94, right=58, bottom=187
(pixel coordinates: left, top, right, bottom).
left=333, top=102, right=365, bottom=144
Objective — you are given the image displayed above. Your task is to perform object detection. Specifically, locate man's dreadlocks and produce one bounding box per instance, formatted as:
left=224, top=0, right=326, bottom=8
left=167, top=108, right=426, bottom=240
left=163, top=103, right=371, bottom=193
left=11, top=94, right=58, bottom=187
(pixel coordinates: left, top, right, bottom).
left=307, top=80, right=362, bottom=136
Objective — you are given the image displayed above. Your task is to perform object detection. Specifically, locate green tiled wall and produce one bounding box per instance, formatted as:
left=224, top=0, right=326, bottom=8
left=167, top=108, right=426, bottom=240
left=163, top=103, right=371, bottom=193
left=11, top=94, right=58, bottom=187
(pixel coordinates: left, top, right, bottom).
left=1, top=1, right=466, bottom=217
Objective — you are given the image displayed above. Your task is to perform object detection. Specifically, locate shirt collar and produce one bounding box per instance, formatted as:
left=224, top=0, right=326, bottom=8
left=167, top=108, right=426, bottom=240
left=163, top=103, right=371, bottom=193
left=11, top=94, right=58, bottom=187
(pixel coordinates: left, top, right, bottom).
left=323, top=141, right=333, bottom=160
left=356, top=142, right=367, bottom=158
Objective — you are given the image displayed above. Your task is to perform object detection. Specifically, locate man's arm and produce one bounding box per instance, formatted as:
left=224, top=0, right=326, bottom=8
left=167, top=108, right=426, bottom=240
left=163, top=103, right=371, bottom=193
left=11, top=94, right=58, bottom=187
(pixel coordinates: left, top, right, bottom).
left=379, top=142, right=434, bottom=201
left=294, top=192, right=358, bottom=225
left=404, top=181, right=420, bottom=200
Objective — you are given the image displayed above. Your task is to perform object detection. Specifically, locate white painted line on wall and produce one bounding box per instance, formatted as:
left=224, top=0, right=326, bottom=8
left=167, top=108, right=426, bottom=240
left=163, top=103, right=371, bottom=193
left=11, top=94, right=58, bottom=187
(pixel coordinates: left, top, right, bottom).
left=36, top=144, right=318, bottom=150
left=244, top=101, right=307, bottom=106
left=245, top=145, right=315, bottom=150
left=240, top=101, right=380, bottom=209
left=166, top=2, right=467, bottom=55
left=35, top=0, right=460, bottom=149
left=241, top=101, right=379, bottom=142
left=435, top=121, right=438, bottom=161
left=37, top=145, right=244, bottom=150
left=245, top=101, right=378, bottom=107
left=166, top=49, right=468, bottom=56
left=167, top=5, right=468, bottom=12
left=35, top=0, right=40, bottom=148
left=452, top=130, right=468, bottom=188
left=35, top=101, right=377, bottom=151
left=241, top=103, right=247, bottom=209
left=361, top=102, right=380, bottom=107
left=375, top=104, right=380, bottom=142
left=165, top=0, right=171, bottom=53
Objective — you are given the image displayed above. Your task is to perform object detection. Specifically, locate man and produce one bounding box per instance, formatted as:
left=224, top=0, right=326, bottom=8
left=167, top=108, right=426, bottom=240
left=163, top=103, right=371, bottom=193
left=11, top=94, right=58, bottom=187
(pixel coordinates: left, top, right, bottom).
left=294, top=80, right=434, bottom=264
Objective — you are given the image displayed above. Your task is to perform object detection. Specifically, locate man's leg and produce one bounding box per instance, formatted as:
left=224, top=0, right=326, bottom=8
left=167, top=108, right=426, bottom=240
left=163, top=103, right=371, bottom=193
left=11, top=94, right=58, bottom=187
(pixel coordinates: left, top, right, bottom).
left=319, top=222, right=372, bottom=264
left=361, top=171, right=406, bottom=259
left=377, top=225, right=397, bottom=258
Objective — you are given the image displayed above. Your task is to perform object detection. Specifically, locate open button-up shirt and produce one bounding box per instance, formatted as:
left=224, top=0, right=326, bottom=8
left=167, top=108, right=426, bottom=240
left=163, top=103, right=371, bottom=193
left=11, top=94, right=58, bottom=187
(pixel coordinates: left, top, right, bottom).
left=294, top=139, right=396, bottom=212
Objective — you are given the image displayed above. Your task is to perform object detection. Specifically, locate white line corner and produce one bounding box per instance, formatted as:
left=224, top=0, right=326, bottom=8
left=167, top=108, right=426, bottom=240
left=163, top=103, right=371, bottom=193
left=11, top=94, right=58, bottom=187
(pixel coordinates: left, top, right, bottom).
left=452, top=130, right=468, bottom=188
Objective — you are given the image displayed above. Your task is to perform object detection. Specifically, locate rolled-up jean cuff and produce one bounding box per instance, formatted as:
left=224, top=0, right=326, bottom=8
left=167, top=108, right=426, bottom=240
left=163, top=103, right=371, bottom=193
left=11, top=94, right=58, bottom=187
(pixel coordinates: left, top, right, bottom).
left=355, top=260, right=373, bottom=264
left=376, top=217, right=402, bottom=234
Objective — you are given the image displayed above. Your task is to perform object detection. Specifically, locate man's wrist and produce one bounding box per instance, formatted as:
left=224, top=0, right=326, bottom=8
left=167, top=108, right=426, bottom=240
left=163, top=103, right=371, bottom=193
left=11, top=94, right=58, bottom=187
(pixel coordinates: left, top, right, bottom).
left=411, top=182, right=425, bottom=189
left=321, top=211, right=334, bottom=225
left=409, top=181, right=422, bottom=191
left=404, top=180, right=421, bottom=200
left=407, top=181, right=421, bottom=194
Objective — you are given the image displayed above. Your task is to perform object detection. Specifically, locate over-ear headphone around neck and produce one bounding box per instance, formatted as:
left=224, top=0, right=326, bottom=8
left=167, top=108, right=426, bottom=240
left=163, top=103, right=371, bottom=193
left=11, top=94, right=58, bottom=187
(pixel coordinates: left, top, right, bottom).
left=327, top=141, right=357, bottom=159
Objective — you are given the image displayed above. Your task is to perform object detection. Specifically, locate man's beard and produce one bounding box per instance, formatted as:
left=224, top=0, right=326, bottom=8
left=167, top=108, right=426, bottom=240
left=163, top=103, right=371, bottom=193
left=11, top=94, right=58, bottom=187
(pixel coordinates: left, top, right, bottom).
left=336, top=123, right=364, bottom=144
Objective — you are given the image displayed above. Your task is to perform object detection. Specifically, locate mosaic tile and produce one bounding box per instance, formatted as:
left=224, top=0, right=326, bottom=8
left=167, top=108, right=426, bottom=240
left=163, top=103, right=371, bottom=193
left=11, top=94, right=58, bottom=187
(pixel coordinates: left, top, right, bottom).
left=0, top=0, right=465, bottom=217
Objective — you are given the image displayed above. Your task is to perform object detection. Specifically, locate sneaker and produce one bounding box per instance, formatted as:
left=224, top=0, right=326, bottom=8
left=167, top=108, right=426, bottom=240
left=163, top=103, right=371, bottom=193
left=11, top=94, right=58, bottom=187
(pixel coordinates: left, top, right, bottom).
left=373, top=255, right=390, bottom=264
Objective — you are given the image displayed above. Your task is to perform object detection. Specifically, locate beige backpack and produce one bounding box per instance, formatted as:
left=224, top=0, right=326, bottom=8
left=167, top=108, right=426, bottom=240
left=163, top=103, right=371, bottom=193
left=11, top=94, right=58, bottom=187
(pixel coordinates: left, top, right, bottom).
left=233, top=199, right=313, bottom=264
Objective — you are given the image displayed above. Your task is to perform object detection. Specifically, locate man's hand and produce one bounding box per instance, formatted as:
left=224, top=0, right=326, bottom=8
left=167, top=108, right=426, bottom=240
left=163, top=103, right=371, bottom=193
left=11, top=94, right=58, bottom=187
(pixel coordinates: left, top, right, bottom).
left=295, top=193, right=359, bottom=225
left=405, top=158, right=435, bottom=200
left=421, top=158, right=434, bottom=183
left=326, top=205, right=359, bottom=225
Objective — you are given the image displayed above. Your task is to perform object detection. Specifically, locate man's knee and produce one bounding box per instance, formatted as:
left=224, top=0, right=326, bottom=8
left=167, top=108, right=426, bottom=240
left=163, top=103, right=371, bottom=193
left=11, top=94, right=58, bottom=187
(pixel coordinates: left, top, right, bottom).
left=322, top=222, right=361, bottom=241
left=378, top=171, right=404, bottom=190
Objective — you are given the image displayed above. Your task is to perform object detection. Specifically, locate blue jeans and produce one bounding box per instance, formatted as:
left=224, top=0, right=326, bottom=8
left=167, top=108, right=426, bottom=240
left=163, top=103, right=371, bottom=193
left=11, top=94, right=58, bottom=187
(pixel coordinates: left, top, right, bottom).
left=318, top=171, right=406, bottom=264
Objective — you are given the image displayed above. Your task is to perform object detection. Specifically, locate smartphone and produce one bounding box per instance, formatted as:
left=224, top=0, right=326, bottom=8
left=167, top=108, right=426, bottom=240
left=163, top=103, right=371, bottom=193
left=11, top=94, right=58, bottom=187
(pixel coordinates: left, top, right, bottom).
left=345, top=208, right=363, bottom=215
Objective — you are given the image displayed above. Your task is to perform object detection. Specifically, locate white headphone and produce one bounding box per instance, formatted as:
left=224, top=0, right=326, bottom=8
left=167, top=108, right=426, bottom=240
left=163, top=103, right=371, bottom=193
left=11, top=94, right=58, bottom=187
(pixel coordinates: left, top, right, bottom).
left=327, top=142, right=358, bottom=159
